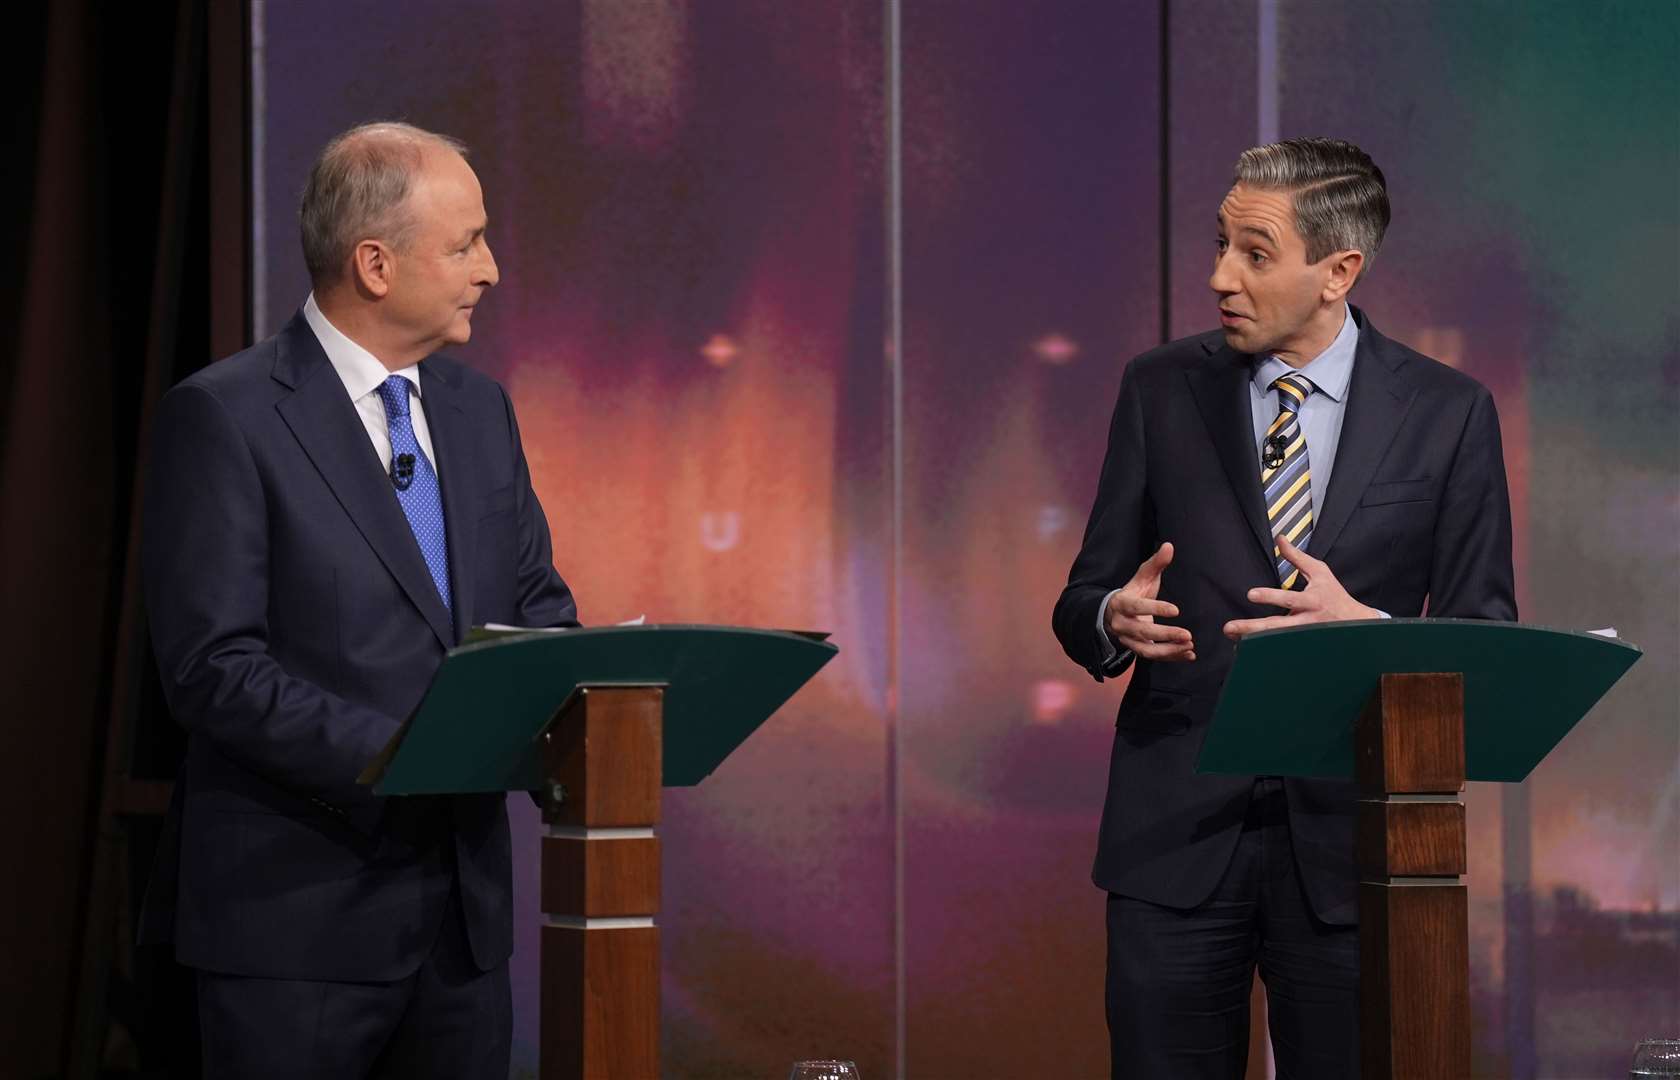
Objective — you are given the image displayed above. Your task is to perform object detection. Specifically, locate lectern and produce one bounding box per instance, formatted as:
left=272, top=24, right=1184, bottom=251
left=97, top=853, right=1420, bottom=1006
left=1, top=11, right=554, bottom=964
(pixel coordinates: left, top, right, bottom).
left=1197, top=619, right=1640, bottom=1079
left=363, top=624, right=838, bottom=1079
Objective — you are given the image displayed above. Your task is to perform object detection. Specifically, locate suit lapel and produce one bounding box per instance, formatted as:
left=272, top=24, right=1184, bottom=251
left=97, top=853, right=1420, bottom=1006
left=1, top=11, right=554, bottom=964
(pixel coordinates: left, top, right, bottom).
left=270, top=314, right=456, bottom=651
left=419, top=362, right=476, bottom=645
left=1187, top=342, right=1274, bottom=568
left=1312, top=312, right=1418, bottom=561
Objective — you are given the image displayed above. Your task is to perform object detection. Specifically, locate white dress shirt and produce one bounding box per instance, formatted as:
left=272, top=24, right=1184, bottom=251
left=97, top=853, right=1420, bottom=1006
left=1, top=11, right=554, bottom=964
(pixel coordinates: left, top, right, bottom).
left=302, top=293, right=437, bottom=468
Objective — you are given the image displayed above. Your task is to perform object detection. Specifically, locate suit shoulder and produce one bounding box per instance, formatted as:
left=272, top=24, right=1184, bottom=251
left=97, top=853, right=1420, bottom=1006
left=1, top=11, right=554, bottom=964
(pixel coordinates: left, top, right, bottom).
left=425, top=353, right=510, bottom=406
left=166, top=336, right=285, bottom=412
left=1128, top=329, right=1226, bottom=369
left=1118, top=329, right=1229, bottom=390
left=1379, top=335, right=1495, bottom=405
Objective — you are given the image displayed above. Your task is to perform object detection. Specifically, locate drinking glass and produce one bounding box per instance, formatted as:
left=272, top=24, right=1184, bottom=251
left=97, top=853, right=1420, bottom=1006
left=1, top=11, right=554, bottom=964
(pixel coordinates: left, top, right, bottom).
left=788, top=1061, right=860, bottom=1080
left=1631, top=1039, right=1680, bottom=1078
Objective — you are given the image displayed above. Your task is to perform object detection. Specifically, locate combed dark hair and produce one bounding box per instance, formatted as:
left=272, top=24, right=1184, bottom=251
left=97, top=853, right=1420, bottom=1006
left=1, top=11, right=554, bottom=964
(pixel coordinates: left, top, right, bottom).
left=1234, top=137, right=1390, bottom=273
left=299, top=122, right=468, bottom=286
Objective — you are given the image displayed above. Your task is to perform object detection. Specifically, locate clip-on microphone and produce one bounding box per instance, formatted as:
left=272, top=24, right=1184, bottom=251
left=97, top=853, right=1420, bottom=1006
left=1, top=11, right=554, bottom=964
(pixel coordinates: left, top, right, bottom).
left=392, top=452, right=416, bottom=491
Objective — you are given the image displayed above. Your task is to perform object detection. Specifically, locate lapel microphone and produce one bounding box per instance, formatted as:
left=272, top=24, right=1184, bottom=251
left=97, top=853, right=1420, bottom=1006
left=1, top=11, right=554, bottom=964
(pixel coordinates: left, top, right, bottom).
left=392, top=453, right=416, bottom=491
left=1262, top=434, right=1288, bottom=470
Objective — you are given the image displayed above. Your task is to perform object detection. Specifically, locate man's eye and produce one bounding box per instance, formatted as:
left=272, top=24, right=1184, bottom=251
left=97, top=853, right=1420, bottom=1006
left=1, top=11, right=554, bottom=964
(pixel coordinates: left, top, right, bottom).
left=1250, top=250, right=1267, bottom=265
left=1216, top=237, right=1228, bottom=251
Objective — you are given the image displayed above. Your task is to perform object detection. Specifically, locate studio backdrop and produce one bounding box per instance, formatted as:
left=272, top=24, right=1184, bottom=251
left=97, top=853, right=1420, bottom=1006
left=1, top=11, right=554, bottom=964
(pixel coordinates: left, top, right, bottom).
left=246, top=2, right=1678, bottom=1076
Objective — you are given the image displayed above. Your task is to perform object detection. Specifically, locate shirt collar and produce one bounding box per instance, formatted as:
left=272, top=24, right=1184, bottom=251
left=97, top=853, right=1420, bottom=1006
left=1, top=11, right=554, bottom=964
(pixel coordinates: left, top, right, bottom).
left=302, top=293, right=422, bottom=400
left=1252, top=302, right=1358, bottom=403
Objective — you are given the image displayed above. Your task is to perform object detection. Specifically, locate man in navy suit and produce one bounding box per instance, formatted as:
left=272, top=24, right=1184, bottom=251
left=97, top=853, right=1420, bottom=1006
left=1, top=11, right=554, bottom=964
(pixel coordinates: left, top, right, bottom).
left=142, top=122, right=577, bottom=1078
left=1054, top=138, right=1515, bottom=1077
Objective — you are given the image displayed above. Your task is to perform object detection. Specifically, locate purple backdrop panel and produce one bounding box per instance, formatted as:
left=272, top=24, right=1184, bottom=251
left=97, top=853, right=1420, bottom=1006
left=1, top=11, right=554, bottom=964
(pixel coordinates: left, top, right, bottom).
left=899, top=1, right=1161, bottom=1075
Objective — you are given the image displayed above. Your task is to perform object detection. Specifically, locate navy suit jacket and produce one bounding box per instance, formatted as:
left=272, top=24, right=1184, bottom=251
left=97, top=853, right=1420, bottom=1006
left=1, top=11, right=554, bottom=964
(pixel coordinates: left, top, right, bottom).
left=141, top=311, right=578, bottom=981
left=1053, top=308, right=1515, bottom=925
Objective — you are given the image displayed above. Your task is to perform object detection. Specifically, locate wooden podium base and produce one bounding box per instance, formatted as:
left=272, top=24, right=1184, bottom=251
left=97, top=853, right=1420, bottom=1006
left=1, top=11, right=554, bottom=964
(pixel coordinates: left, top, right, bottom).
left=1356, top=673, right=1472, bottom=1079
left=541, top=924, right=660, bottom=1078
left=540, top=686, right=664, bottom=1080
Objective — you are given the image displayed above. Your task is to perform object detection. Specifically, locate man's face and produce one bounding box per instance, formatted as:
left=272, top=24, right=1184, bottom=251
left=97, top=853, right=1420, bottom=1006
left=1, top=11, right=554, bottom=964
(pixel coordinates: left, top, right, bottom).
left=1209, top=183, right=1331, bottom=360
left=383, top=148, right=499, bottom=357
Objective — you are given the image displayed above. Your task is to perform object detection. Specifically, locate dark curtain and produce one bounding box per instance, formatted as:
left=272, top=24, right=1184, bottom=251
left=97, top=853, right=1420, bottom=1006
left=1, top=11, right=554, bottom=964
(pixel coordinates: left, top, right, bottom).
left=0, top=0, right=231, bottom=1074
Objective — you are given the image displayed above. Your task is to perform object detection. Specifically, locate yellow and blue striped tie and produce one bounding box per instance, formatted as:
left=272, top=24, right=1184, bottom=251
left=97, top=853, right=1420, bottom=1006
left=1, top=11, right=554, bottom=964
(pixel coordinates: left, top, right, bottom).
left=1262, top=373, right=1314, bottom=590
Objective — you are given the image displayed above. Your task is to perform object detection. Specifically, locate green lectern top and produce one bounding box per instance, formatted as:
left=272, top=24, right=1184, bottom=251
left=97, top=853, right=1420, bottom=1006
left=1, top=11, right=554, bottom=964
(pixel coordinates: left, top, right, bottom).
left=1196, top=619, right=1641, bottom=782
left=364, top=624, right=838, bottom=795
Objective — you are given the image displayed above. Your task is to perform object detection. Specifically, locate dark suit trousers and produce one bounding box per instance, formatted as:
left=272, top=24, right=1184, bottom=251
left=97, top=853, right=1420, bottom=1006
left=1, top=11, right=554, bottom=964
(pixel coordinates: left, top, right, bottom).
left=196, top=878, right=510, bottom=1080
left=1105, top=779, right=1357, bottom=1079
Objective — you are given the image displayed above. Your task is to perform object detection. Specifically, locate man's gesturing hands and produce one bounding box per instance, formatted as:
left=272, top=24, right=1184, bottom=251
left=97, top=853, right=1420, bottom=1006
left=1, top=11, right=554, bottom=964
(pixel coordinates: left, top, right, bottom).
left=1223, top=534, right=1380, bottom=639
left=1105, top=536, right=1377, bottom=661
left=1104, top=542, right=1196, bottom=662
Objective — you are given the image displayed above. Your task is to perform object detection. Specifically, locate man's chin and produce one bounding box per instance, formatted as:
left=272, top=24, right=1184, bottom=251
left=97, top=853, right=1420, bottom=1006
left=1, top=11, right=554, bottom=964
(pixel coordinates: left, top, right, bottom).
left=1220, top=324, right=1267, bottom=355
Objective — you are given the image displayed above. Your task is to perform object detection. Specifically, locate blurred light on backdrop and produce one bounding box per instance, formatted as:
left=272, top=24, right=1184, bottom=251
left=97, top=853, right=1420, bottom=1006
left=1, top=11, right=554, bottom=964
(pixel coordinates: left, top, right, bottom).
left=1030, top=679, right=1077, bottom=726
left=699, top=510, right=741, bottom=552
left=700, top=333, right=740, bottom=368
left=1031, top=331, right=1080, bottom=364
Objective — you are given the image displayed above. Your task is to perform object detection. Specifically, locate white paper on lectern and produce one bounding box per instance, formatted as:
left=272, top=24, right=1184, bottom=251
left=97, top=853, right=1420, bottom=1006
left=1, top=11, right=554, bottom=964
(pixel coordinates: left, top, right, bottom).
left=481, top=615, right=646, bottom=634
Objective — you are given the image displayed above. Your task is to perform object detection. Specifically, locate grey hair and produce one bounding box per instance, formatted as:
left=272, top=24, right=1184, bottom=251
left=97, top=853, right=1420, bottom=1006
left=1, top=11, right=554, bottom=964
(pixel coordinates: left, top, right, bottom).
left=1234, top=137, right=1389, bottom=274
left=299, top=121, right=469, bottom=286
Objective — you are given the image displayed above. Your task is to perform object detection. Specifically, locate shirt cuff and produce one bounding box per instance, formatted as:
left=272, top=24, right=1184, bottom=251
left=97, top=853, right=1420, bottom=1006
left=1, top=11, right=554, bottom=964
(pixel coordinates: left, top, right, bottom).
left=1096, top=588, right=1133, bottom=676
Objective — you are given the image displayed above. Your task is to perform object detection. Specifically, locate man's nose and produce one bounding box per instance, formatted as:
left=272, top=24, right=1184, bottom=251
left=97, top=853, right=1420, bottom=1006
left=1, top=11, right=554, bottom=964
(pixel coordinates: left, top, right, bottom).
left=477, top=241, right=500, bottom=288
left=1208, top=250, right=1236, bottom=296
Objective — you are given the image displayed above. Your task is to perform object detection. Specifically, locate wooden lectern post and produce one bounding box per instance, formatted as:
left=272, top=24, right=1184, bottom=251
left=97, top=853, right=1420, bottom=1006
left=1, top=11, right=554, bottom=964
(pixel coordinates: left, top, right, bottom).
left=539, top=686, right=664, bottom=1080
left=1355, top=673, right=1472, bottom=1078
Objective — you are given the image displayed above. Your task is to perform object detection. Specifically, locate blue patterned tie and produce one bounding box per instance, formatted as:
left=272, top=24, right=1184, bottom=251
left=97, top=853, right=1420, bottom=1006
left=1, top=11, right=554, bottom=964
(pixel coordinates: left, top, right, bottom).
left=375, top=375, right=452, bottom=614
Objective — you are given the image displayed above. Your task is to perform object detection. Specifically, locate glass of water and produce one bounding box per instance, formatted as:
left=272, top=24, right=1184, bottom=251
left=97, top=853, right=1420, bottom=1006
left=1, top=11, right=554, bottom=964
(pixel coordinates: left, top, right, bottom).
left=1631, top=1039, right=1680, bottom=1078
left=788, top=1062, right=860, bottom=1080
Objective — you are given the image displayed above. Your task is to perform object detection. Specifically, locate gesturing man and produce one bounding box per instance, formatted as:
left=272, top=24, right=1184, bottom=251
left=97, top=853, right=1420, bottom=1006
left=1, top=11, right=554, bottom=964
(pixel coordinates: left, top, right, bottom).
left=142, top=122, right=578, bottom=1078
left=1053, top=138, right=1515, bottom=1078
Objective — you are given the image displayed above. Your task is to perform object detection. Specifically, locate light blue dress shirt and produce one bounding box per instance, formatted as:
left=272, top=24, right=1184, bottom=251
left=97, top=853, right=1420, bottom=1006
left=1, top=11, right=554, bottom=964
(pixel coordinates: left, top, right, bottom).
left=1097, top=304, right=1368, bottom=666
left=1247, top=303, right=1358, bottom=524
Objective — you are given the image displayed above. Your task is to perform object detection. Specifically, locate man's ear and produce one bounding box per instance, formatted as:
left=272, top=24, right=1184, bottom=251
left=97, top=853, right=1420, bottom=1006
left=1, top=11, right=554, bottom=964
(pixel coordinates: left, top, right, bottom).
left=1321, top=248, right=1365, bottom=303
left=351, top=239, right=394, bottom=298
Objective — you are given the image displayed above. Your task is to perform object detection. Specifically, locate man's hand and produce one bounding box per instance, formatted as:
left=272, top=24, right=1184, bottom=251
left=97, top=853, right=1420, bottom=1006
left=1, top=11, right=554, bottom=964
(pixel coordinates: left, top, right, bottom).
left=1223, top=534, right=1380, bottom=639
left=1105, top=542, right=1195, bottom=662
